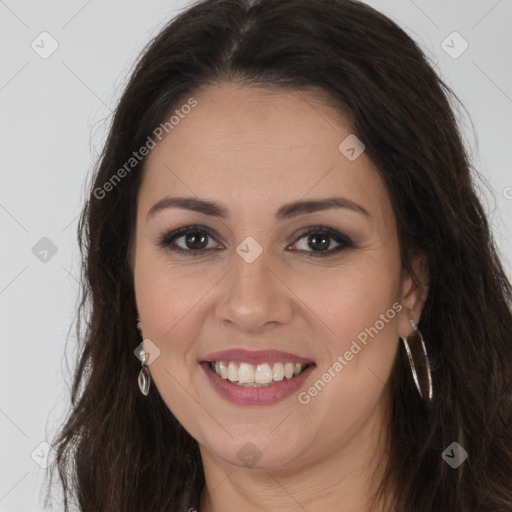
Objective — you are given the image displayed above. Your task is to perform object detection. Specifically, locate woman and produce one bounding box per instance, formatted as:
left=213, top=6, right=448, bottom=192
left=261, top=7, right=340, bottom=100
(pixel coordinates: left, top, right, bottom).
left=46, top=0, right=512, bottom=510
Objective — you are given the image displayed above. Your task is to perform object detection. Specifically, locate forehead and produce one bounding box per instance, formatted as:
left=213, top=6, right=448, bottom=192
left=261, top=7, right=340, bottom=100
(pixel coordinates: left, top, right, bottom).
left=138, top=83, right=392, bottom=227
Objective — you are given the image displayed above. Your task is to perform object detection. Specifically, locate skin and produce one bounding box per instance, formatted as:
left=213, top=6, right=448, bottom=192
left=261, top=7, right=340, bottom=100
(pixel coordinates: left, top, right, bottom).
left=131, top=82, right=428, bottom=512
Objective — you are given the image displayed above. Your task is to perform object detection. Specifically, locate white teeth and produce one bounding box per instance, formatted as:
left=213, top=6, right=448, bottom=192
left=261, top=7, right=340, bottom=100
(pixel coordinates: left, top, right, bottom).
left=227, top=362, right=238, bottom=382
left=238, top=363, right=255, bottom=383
left=255, top=363, right=273, bottom=384
left=272, top=362, right=285, bottom=381
left=284, top=362, right=295, bottom=379
left=210, top=360, right=309, bottom=385
left=219, top=361, right=228, bottom=379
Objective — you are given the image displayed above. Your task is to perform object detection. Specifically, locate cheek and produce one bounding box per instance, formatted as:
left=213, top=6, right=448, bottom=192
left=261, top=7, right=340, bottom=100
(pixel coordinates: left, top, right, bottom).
left=133, top=264, right=202, bottom=405
left=300, top=284, right=400, bottom=440
left=303, top=251, right=401, bottom=404
left=134, top=248, right=206, bottom=341
left=305, top=254, right=400, bottom=345
left=134, top=259, right=205, bottom=424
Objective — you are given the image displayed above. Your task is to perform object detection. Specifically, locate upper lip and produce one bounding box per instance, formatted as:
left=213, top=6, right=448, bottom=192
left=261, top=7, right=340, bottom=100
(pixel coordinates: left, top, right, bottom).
left=202, top=349, right=315, bottom=365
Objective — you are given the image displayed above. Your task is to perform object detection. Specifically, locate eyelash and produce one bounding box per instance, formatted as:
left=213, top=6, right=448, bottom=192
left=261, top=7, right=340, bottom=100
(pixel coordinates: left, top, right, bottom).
left=156, top=224, right=356, bottom=258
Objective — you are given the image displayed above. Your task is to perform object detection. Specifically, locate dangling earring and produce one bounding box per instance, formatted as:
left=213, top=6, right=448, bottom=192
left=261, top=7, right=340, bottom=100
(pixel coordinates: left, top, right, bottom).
left=400, top=318, right=433, bottom=401
left=136, top=319, right=151, bottom=396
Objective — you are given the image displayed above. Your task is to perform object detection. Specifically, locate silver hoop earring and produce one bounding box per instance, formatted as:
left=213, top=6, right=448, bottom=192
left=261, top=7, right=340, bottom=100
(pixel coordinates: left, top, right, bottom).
left=400, top=319, right=433, bottom=401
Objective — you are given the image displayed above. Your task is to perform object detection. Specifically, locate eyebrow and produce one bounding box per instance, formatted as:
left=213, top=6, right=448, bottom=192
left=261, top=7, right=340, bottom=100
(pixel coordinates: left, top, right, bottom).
left=146, top=196, right=371, bottom=221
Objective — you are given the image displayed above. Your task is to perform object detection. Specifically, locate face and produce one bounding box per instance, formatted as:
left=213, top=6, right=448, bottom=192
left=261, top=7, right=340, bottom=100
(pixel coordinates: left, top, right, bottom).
left=132, top=82, right=426, bottom=472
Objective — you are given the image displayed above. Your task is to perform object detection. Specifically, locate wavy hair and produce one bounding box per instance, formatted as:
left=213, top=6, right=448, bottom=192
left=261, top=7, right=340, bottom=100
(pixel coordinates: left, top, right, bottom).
left=45, top=0, right=512, bottom=510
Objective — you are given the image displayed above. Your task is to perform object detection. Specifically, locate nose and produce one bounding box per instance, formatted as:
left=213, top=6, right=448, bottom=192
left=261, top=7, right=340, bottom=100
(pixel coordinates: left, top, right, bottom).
left=214, top=247, right=295, bottom=334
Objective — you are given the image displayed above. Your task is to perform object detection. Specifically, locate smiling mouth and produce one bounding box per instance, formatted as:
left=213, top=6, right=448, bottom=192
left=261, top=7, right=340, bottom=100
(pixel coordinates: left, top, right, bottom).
left=208, top=360, right=312, bottom=387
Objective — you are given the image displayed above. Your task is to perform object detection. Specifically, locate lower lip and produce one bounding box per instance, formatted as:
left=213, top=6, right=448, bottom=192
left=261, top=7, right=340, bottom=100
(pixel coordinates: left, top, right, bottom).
left=200, top=362, right=315, bottom=406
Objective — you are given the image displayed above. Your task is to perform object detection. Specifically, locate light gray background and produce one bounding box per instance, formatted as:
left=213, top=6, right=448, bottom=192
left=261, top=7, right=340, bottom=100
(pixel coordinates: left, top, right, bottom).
left=0, top=1, right=511, bottom=510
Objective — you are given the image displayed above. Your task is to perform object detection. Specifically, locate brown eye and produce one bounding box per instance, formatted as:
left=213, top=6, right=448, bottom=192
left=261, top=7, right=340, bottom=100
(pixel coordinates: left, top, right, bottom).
left=180, top=232, right=209, bottom=250
left=158, top=225, right=220, bottom=256
left=158, top=224, right=355, bottom=258
left=290, top=226, right=355, bottom=257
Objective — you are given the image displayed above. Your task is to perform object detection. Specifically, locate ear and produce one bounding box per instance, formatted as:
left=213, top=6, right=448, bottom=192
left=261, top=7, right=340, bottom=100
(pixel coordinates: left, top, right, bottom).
left=397, top=253, right=429, bottom=338
left=135, top=313, right=145, bottom=338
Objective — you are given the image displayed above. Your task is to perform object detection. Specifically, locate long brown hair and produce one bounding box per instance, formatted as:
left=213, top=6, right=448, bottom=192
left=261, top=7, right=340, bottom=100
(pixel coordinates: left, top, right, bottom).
left=45, top=0, right=512, bottom=510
